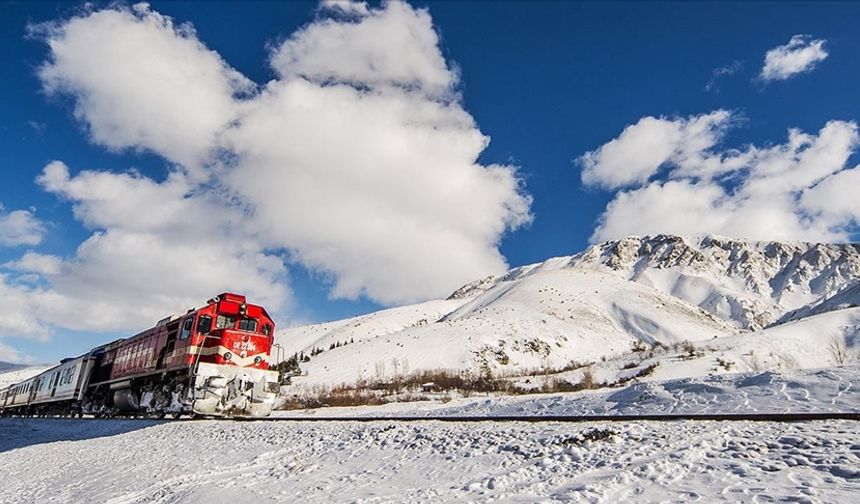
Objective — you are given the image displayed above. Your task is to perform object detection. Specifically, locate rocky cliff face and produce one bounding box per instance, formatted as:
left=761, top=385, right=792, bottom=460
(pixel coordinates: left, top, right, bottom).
left=568, top=235, right=860, bottom=329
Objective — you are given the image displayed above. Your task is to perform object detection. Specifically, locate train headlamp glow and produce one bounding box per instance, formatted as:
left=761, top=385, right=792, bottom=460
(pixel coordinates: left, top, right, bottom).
left=223, top=352, right=232, bottom=361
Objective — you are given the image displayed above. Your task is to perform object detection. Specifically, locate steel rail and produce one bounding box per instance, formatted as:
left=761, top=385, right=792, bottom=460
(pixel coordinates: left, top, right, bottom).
left=252, top=412, right=860, bottom=422
left=2, top=412, right=858, bottom=422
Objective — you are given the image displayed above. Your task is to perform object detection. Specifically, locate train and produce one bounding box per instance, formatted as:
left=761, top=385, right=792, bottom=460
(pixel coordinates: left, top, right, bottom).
left=0, top=293, right=282, bottom=418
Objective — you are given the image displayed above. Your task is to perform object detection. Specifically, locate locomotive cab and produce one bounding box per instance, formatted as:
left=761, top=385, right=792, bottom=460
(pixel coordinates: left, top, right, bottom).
left=192, top=293, right=275, bottom=370
left=187, top=293, right=280, bottom=417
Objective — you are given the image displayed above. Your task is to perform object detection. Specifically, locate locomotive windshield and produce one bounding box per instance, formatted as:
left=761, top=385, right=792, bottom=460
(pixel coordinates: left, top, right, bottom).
left=197, top=315, right=212, bottom=334
left=216, top=314, right=235, bottom=330
left=237, top=318, right=257, bottom=332
left=213, top=313, right=261, bottom=333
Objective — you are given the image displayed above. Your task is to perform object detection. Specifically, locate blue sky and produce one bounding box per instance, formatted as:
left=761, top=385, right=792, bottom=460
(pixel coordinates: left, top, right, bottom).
left=1, top=1, right=859, bottom=363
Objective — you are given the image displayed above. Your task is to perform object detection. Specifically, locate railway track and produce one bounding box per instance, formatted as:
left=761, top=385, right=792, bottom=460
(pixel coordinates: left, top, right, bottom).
left=4, top=412, right=859, bottom=422
left=259, top=412, right=860, bottom=422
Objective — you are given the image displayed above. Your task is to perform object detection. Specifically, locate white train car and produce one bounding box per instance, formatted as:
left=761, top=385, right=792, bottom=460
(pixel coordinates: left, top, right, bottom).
left=26, top=355, right=95, bottom=415
left=0, top=355, right=95, bottom=416
left=5, top=377, right=37, bottom=408
left=30, top=356, right=93, bottom=406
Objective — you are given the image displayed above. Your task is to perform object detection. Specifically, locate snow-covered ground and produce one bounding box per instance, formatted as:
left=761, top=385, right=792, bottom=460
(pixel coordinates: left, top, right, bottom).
left=1, top=417, right=858, bottom=503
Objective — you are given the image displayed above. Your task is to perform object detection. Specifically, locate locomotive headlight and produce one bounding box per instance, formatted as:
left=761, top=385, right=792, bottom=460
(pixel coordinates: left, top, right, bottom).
left=223, top=352, right=232, bottom=361
left=254, top=356, right=262, bottom=364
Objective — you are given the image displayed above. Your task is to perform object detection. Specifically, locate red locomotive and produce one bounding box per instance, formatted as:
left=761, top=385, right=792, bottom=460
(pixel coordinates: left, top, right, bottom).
left=0, top=293, right=282, bottom=418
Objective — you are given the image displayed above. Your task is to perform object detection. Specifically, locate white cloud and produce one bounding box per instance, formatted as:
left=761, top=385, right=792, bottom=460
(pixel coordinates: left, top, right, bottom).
left=800, top=167, right=860, bottom=222
left=319, top=0, right=370, bottom=17
left=760, top=35, right=828, bottom=82
left=224, top=75, right=530, bottom=304
left=0, top=274, right=50, bottom=338
left=4, top=252, right=61, bottom=276
left=579, top=110, right=732, bottom=189
left=34, top=3, right=251, bottom=174
left=237, top=0, right=531, bottom=303
left=0, top=205, right=45, bottom=246
left=270, top=0, right=455, bottom=100
left=582, top=112, right=860, bottom=243
left=7, top=1, right=531, bottom=338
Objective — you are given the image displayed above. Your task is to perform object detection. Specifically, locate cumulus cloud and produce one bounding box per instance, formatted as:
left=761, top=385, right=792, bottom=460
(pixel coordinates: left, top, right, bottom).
left=4, top=252, right=61, bottom=276
left=4, top=1, right=530, bottom=339
left=581, top=111, right=860, bottom=243
left=270, top=0, right=455, bottom=100
left=0, top=205, right=45, bottom=246
left=33, top=3, right=252, bottom=173
left=580, top=110, right=733, bottom=189
left=319, top=0, right=370, bottom=17
left=760, top=35, right=828, bottom=82
left=226, top=5, right=531, bottom=302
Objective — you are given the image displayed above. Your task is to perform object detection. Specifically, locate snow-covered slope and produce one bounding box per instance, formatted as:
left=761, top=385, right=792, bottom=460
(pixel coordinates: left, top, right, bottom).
left=277, top=235, right=859, bottom=389
left=279, top=266, right=737, bottom=387
left=779, top=280, right=860, bottom=323
left=0, top=362, right=50, bottom=388
left=278, top=298, right=469, bottom=357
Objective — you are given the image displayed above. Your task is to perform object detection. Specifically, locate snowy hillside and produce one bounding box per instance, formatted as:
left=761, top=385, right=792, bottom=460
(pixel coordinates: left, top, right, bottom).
left=0, top=362, right=50, bottom=388
left=278, top=298, right=468, bottom=358
left=277, top=235, right=859, bottom=389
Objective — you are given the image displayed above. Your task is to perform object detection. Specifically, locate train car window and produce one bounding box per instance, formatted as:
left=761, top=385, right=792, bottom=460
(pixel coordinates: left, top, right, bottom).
left=179, top=317, right=194, bottom=340
left=238, top=318, right=258, bottom=332
left=216, top=314, right=236, bottom=330
left=197, top=315, right=213, bottom=335
left=262, top=324, right=272, bottom=336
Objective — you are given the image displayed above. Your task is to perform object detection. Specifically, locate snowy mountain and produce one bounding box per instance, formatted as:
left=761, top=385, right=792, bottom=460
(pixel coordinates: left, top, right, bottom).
left=277, top=235, right=859, bottom=388
left=569, top=235, right=860, bottom=330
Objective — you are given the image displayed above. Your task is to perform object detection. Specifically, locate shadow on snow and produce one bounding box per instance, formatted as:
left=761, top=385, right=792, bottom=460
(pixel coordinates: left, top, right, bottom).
left=0, top=418, right=166, bottom=453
